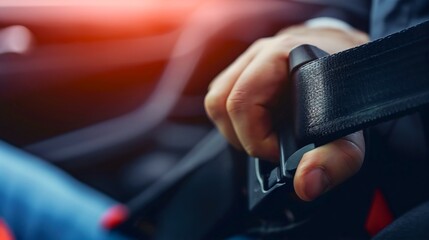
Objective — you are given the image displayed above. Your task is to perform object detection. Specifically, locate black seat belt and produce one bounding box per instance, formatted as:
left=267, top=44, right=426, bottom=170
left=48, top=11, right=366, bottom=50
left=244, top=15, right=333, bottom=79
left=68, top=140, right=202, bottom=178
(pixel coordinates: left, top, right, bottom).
left=249, top=20, right=429, bottom=211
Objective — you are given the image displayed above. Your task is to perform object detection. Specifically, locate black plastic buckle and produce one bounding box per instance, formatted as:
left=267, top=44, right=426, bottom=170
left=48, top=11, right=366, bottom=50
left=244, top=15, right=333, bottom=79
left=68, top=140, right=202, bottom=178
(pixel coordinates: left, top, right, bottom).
left=248, top=132, right=315, bottom=211
left=248, top=45, right=328, bottom=212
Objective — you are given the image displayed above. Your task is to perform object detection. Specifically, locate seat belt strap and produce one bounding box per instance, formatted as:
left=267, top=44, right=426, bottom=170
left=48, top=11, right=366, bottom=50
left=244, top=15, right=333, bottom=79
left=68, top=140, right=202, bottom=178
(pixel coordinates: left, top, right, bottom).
left=291, top=21, right=429, bottom=146
left=249, top=20, right=429, bottom=211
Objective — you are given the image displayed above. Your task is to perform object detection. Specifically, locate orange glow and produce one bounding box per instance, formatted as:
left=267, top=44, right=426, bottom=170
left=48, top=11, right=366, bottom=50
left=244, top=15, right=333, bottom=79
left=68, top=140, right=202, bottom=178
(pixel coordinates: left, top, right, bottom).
left=0, top=2, right=200, bottom=37
left=0, top=0, right=299, bottom=144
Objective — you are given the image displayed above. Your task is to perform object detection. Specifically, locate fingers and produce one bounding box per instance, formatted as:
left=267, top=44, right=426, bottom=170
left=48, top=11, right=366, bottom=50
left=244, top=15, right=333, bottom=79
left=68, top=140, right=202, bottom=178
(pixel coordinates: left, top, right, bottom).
left=294, top=131, right=365, bottom=201
left=206, top=36, right=300, bottom=160
left=205, top=39, right=264, bottom=149
left=226, top=41, right=292, bottom=160
left=205, top=25, right=369, bottom=201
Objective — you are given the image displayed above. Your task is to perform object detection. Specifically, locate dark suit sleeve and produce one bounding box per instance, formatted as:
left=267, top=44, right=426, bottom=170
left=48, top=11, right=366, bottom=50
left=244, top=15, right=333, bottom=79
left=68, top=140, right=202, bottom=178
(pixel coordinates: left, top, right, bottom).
left=293, top=0, right=371, bottom=32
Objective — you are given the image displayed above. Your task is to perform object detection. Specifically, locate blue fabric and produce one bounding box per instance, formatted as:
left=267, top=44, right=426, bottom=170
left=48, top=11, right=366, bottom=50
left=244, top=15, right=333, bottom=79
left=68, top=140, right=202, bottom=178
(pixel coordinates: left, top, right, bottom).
left=0, top=141, right=130, bottom=240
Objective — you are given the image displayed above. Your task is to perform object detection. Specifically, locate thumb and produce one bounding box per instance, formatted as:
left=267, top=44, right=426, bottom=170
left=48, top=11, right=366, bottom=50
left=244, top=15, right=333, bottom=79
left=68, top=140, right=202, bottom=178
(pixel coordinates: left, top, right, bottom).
left=293, top=131, right=365, bottom=201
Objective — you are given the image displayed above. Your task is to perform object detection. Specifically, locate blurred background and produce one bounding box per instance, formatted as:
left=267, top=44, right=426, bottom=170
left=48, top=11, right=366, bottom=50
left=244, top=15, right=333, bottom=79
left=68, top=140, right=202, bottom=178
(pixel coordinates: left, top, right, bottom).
left=0, top=0, right=321, bottom=201
left=0, top=1, right=331, bottom=238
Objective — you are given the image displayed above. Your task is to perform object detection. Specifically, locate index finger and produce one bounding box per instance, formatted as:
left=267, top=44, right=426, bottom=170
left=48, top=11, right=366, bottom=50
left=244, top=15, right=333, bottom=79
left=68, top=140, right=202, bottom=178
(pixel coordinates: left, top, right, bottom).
left=226, top=40, right=294, bottom=160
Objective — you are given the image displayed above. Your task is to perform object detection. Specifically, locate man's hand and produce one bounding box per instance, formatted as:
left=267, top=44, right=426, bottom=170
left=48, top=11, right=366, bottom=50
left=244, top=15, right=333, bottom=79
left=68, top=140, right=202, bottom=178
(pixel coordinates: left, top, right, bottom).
left=205, top=25, right=369, bottom=201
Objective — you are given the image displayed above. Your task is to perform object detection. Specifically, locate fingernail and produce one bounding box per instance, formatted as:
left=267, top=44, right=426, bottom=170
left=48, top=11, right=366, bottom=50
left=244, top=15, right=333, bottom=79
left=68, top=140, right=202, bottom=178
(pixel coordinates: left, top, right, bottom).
left=304, top=168, right=330, bottom=201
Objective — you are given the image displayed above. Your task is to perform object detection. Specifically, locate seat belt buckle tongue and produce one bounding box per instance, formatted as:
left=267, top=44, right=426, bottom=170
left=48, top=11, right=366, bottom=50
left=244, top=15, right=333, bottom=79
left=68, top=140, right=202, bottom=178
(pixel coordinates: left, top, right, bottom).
left=248, top=45, right=328, bottom=212
left=248, top=139, right=315, bottom=212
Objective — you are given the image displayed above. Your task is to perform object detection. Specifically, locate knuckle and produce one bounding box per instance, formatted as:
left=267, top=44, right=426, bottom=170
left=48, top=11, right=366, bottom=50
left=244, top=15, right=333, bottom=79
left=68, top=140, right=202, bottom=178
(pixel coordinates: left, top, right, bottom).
left=246, top=37, right=270, bottom=53
left=338, top=138, right=364, bottom=172
left=226, top=90, right=248, bottom=115
left=274, top=34, right=303, bottom=50
left=300, top=151, right=319, bottom=170
left=253, top=37, right=270, bottom=47
left=204, top=92, right=227, bottom=121
left=300, top=151, right=329, bottom=176
left=341, top=147, right=363, bottom=173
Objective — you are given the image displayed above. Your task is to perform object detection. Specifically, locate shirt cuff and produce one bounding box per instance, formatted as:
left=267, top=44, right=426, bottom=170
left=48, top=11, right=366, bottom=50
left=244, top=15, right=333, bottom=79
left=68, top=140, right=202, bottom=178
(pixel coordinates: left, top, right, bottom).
left=305, top=17, right=354, bottom=32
